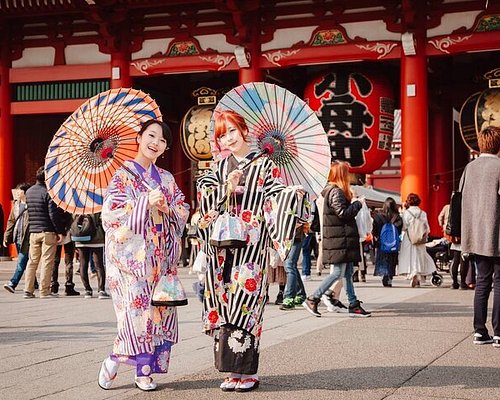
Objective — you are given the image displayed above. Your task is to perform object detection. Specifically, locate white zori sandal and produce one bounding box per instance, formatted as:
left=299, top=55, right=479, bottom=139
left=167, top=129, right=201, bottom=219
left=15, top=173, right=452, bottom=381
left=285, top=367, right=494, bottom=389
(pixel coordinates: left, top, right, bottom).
left=98, top=358, right=118, bottom=390
left=134, top=376, right=158, bottom=391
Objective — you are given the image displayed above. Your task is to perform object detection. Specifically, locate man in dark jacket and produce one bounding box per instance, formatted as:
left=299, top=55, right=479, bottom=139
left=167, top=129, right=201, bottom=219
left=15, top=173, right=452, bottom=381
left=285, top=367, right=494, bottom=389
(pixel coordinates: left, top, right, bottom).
left=23, top=166, right=65, bottom=299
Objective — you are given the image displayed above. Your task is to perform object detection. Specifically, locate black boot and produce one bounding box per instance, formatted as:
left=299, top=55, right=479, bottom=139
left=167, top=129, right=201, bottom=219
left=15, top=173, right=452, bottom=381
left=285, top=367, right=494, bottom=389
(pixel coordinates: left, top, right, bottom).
left=51, top=282, right=59, bottom=294
left=275, top=291, right=284, bottom=305
left=65, top=283, right=80, bottom=296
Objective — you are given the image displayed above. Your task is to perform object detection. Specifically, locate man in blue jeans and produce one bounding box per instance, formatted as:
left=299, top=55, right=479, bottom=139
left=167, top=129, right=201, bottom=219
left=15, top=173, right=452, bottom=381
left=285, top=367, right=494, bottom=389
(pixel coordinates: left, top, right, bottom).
left=3, top=183, right=38, bottom=293
left=280, top=227, right=307, bottom=310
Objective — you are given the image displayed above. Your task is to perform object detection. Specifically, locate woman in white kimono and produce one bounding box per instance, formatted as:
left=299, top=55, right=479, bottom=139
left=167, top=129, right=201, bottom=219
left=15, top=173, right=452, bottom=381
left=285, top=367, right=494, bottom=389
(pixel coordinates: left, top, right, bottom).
left=98, top=120, right=189, bottom=391
left=197, top=110, right=307, bottom=392
left=398, top=193, right=435, bottom=286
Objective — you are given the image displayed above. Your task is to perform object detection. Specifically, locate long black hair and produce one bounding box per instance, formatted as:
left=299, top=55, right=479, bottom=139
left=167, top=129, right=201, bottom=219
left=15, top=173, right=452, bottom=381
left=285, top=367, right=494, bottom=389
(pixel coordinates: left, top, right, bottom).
left=382, top=197, right=399, bottom=218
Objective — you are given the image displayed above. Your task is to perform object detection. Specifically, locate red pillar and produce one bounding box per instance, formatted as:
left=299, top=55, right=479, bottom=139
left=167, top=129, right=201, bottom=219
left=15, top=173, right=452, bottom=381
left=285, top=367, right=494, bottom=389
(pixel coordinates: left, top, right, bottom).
left=400, top=29, right=428, bottom=210
left=0, top=40, right=13, bottom=230
left=239, top=26, right=262, bottom=84
left=428, top=106, right=453, bottom=236
left=110, top=51, right=131, bottom=89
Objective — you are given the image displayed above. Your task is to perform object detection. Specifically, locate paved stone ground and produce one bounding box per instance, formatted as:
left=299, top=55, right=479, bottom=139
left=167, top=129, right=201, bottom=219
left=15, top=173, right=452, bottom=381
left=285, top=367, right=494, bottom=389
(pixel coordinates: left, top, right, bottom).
left=0, top=259, right=498, bottom=400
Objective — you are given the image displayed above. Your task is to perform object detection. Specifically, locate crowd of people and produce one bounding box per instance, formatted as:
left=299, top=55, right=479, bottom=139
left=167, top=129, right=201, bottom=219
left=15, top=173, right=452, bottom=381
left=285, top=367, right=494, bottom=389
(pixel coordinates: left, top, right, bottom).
left=2, top=167, right=109, bottom=299
left=1, top=116, right=499, bottom=393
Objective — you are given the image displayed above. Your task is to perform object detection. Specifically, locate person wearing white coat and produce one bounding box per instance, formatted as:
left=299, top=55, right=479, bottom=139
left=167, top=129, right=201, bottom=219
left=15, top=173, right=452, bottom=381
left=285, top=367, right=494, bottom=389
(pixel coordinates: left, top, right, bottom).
left=398, top=193, right=435, bottom=287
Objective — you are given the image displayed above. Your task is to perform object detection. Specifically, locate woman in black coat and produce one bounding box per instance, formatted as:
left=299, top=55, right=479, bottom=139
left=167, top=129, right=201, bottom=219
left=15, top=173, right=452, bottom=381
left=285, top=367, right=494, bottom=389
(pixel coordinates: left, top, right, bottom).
left=303, top=161, right=371, bottom=318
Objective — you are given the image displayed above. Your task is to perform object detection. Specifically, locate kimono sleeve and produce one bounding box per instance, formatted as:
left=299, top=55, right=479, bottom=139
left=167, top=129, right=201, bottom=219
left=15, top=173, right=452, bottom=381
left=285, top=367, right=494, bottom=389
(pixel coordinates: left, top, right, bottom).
left=102, top=170, right=149, bottom=277
left=262, top=160, right=311, bottom=260
left=196, top=165, right=229, bottom=256
left=163, top=174, right=190, bottom=237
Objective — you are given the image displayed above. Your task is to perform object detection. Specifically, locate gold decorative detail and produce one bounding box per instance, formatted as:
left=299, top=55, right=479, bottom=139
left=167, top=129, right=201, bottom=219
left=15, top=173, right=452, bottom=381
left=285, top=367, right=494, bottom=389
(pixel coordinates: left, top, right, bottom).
left=198, top=55, right=234, bottom=70
left=475, top=14, right=500, bottom=32
left=262, top=49, right=301, bottom=67
left=355, top=43, right=397, bottom=59
left=310, top=29, right=347, bottom=46
left=428, top=35, right=472, bottom=54
left=167, top=41, right=200, bottom=56
left=131, top=59, right=166, bottom=75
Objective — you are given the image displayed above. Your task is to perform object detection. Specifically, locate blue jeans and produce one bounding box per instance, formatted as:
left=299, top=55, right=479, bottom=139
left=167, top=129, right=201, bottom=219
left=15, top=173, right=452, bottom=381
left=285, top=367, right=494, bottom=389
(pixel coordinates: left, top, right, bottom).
left=284, top=240, right=306, bottom=299
left=10, top=243, right=29, bottom=288
left=313, top=262, right=357, bottom=305
left=301, top=233, right=313, bottom=276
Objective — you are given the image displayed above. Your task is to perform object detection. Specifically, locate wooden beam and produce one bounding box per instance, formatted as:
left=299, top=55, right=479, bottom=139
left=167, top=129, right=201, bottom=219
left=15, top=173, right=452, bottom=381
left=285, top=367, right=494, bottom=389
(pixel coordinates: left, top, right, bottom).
left=10, top=64, right=110, bottom=83
left=11, top=99, right=84, bottom=115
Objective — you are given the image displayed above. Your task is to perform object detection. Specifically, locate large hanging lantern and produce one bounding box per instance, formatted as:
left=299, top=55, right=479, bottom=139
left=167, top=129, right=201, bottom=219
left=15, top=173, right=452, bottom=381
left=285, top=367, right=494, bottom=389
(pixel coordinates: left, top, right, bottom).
left=304, top=70, right=395, bottom=174
left=459, top=88, right=500, bottom=152
left=459, top=92, right=481, bottom=152
left=180, top=104, right=214, bottom=162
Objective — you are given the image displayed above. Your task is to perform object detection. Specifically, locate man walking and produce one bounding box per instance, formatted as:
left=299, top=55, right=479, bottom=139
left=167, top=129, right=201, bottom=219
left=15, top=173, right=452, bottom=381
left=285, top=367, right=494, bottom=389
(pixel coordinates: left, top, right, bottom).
left=460, top=126, right=500, bottom=347
left=24, top=166, right=65, bottom=299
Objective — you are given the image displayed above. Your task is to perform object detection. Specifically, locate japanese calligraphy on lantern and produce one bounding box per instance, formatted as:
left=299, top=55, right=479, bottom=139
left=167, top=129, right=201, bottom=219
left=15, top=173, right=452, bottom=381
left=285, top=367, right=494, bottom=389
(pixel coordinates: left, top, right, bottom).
left=181, top=105, right=214, bottom=161
left=304, top=70, right=395, bottom=173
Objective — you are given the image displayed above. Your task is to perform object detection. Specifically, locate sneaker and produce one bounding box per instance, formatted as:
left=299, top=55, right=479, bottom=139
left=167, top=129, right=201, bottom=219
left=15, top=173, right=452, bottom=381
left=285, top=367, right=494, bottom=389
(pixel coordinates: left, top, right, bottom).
left=493, top=336, right=500, bottom=348
left=473, top=332, right=493, bottom=345
left=40, top=293, right=59, bottom=299
left=84, top=291, right=93, bottom=299
left=301, top=275, right=311, bottom=281
left=3, top=282, right=15, bottom=293
left=450, top=283, right=459, bottom=289
left=279, top=297, right=295, bottom=310
left=98, top=291, right=111, bottom=299
left=274, top=291, right=284, bottom=305
left=348, top=300, right=371, bottom=318
left=321, top=294, right=348, bottom=313
left=23, top=291, right=35, bottom=299
left=293, top=295, right=305, bottom=305
left=302, top=297, right=321, bottom=317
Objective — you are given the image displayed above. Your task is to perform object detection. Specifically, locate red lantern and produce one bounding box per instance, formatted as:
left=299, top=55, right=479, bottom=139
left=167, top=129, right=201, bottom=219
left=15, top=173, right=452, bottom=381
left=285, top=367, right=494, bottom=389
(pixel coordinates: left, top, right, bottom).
left=304, top=70, right=395, bottom=174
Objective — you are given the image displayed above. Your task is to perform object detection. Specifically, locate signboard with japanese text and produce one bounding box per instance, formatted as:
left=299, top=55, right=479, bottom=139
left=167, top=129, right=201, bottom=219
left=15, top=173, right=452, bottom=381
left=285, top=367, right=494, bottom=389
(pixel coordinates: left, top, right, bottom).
left=304, top=70, right=395, bottom=173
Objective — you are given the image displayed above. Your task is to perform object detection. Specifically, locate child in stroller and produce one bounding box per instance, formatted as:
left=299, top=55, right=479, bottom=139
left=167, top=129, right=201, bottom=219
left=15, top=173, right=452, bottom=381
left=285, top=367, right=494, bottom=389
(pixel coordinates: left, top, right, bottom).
left=425, top=237, right=452, bottom=286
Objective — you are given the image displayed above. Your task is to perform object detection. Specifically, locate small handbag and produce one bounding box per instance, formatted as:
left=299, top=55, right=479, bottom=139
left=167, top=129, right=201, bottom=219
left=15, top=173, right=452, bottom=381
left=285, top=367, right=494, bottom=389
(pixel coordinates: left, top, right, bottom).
left=151, top=271, right=188, bottom=306
left=209, top=190, right=248, bottom=248
left=192, top=250, right=208, bottom=273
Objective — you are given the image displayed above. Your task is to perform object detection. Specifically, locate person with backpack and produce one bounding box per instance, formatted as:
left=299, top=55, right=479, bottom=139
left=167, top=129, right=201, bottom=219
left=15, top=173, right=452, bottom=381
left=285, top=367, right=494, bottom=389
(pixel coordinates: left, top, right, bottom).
left=372, top=197, right=403, bottom=287
left=398, top=193, right=435, bottom=287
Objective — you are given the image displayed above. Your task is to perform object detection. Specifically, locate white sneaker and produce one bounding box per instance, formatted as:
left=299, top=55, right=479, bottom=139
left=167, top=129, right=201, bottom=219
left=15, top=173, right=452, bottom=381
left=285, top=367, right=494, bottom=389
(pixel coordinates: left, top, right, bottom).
left=321, top=294, right=348, bottom=313
left=321, top=294, right=336, bottom=312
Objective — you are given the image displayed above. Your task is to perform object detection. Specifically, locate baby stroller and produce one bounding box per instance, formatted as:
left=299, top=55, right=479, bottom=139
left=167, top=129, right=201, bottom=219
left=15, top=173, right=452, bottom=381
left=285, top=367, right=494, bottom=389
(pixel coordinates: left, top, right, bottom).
left=425, top=238, right=452, bottom=287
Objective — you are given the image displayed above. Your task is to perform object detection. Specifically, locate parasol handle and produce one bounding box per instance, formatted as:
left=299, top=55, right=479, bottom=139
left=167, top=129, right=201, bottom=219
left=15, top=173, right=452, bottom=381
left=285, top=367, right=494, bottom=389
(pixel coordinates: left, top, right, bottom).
left=121, top=164, right=155, bottom=191
left=239, top=143, right=275, bottom=171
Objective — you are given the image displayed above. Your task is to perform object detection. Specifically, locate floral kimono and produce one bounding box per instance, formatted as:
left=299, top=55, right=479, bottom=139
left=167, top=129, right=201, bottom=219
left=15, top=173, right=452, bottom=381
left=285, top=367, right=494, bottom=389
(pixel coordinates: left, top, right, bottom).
left=197, top=154, right=308, bottom=374
left=102, top=160, right=189, bottom=376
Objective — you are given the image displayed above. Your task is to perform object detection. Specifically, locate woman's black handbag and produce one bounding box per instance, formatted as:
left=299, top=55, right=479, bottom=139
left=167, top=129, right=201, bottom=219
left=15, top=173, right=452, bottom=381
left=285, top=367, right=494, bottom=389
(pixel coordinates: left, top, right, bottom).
left=445, top=166, right=467, bottom=238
